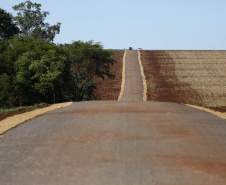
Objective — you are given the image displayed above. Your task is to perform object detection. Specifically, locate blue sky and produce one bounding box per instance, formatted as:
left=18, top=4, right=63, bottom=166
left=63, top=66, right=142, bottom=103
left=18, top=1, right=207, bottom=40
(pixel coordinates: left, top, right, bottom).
left=1, top=0, right=226, bottom=50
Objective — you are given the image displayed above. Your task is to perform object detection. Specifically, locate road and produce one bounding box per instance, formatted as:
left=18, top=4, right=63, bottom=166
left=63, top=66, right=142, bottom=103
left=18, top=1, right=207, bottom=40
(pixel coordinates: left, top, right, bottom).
left=122, top=50, right=143, bottom=101
left=0, top=51, right=226, bottom=184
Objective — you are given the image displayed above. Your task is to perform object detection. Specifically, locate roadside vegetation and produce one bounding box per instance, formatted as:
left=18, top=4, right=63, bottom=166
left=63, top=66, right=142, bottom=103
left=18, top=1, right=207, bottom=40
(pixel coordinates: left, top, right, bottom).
left=0, top=103, right=50, bottom=121
left=0, top=1, right=118, bottom=112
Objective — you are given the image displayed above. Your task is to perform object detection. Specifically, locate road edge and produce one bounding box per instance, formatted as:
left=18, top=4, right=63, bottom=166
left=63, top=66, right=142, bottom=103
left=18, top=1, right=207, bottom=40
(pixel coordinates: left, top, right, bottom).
left=138, top=51, right=147, bottom=101
left=0, top=102, right=73, bottom=135
left=118, top=50, right=127, bottom=101
left=185, top=104, right=226, bottom=119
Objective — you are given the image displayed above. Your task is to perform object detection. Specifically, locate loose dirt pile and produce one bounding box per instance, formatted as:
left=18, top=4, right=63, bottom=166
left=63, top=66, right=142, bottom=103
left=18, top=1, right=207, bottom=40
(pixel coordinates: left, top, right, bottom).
left=141, top=50, right=226, bottom=111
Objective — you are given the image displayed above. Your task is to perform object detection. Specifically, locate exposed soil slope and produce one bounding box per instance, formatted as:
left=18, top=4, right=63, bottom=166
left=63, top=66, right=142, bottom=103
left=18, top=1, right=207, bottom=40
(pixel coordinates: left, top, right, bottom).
left=94, top=50, right=124, bottom=100
left=141, top=50, right=226, bottom=111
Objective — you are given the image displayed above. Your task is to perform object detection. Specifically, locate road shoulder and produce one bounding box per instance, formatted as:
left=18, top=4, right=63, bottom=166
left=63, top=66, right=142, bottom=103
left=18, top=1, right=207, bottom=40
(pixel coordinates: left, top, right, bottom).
left=0, top=102, right=73, bottom=135
left=185, top=104, right=226, bottom=119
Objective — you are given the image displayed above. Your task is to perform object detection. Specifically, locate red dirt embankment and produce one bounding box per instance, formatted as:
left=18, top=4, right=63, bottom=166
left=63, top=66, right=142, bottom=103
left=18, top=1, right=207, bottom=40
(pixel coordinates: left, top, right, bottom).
left=94, top=50, right=124, bottom=100
left=141, top=50, right=226, bottom=112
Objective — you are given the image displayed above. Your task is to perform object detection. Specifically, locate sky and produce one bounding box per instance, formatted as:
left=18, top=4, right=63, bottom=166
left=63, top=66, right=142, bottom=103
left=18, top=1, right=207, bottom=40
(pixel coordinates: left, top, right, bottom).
left=1, top=0, right=226, bottom=50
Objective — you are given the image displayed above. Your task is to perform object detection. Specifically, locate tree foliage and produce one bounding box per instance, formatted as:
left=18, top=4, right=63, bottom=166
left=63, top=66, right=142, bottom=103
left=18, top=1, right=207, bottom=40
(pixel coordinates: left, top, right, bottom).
left=0, top=8, right=19, bottom=40
left=0, top=37, right=117, bottom=107
left=0, top=2, right=117, bottom=108
left=66, top=40, right=116, bottom=100
left=12, top=1, right=61, bottom=42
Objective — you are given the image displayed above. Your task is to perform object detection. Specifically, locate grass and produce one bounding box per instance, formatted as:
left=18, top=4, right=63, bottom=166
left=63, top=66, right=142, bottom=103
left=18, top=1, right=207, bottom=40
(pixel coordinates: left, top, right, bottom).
left=150, top=77, right=157, bottom=92
left=207, top=106, right=226, bottom=113
left=187, top=99, right=202, bottom=105
left=0, top=103, right=50, bottom=121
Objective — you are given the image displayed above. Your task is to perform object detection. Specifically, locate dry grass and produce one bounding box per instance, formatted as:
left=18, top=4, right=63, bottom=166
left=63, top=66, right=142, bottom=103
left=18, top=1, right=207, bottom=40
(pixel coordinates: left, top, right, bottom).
left=141, top=50, right=226, bottom=110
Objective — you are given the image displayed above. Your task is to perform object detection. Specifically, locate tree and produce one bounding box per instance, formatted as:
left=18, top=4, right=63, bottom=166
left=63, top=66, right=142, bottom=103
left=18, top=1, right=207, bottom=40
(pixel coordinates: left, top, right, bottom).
left=0, top=8, right=19, bottom=40
left=67, top=40, right=116, bottom=101
left=0, top=36, right=117, bottom=107
left=28, top=49, right=67, bottom=103
left=0, top=36, right=71, bottom=107
left=12, top=1, right=61, bottom=42
left=0, top=73, right=13, bottom=108
left=13, top=37, right=70, bottom=104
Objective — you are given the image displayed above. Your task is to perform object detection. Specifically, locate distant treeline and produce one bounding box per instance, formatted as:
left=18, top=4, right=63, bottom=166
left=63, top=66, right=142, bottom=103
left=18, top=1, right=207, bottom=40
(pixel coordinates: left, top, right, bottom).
left=0, top=1, right=116, bottom=108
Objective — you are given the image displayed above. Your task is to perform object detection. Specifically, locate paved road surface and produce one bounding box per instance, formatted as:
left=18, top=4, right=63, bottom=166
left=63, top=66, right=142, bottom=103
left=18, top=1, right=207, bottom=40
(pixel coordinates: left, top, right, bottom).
left=122, top=50, right=143, bottom=101
left=0, top=51, right=226, bottom=185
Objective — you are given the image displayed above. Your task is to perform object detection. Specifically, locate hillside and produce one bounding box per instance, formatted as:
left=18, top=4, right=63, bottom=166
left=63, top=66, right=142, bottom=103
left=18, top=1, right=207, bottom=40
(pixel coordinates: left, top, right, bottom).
left=94, top=50, right=124, bottom=100
left=141, top=50, right=226, bottom=110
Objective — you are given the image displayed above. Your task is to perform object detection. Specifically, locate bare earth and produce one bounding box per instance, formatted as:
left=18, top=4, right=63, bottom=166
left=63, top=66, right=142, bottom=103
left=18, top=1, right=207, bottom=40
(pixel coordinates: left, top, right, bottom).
left=141, top=50, right=226, bottom=109
left=94, top=50, right=124, bottom=100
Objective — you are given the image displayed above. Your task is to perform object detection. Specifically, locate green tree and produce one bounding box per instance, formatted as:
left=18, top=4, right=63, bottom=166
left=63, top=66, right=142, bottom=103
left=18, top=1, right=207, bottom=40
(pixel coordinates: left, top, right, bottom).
left=12, top=1, right=61, bottom=42
left=0, top=36, right=71, bottom=107
left=13, top=37, right=70, bottom=105
left=0, top=8, right=19, bottom=40
left=0, top=35, right=117, bottom=107
left=28, top=49, right=68, bottom=103
left=0, top=73, right=13, bottom=108
left=67, top=40, right=116, bottom=101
